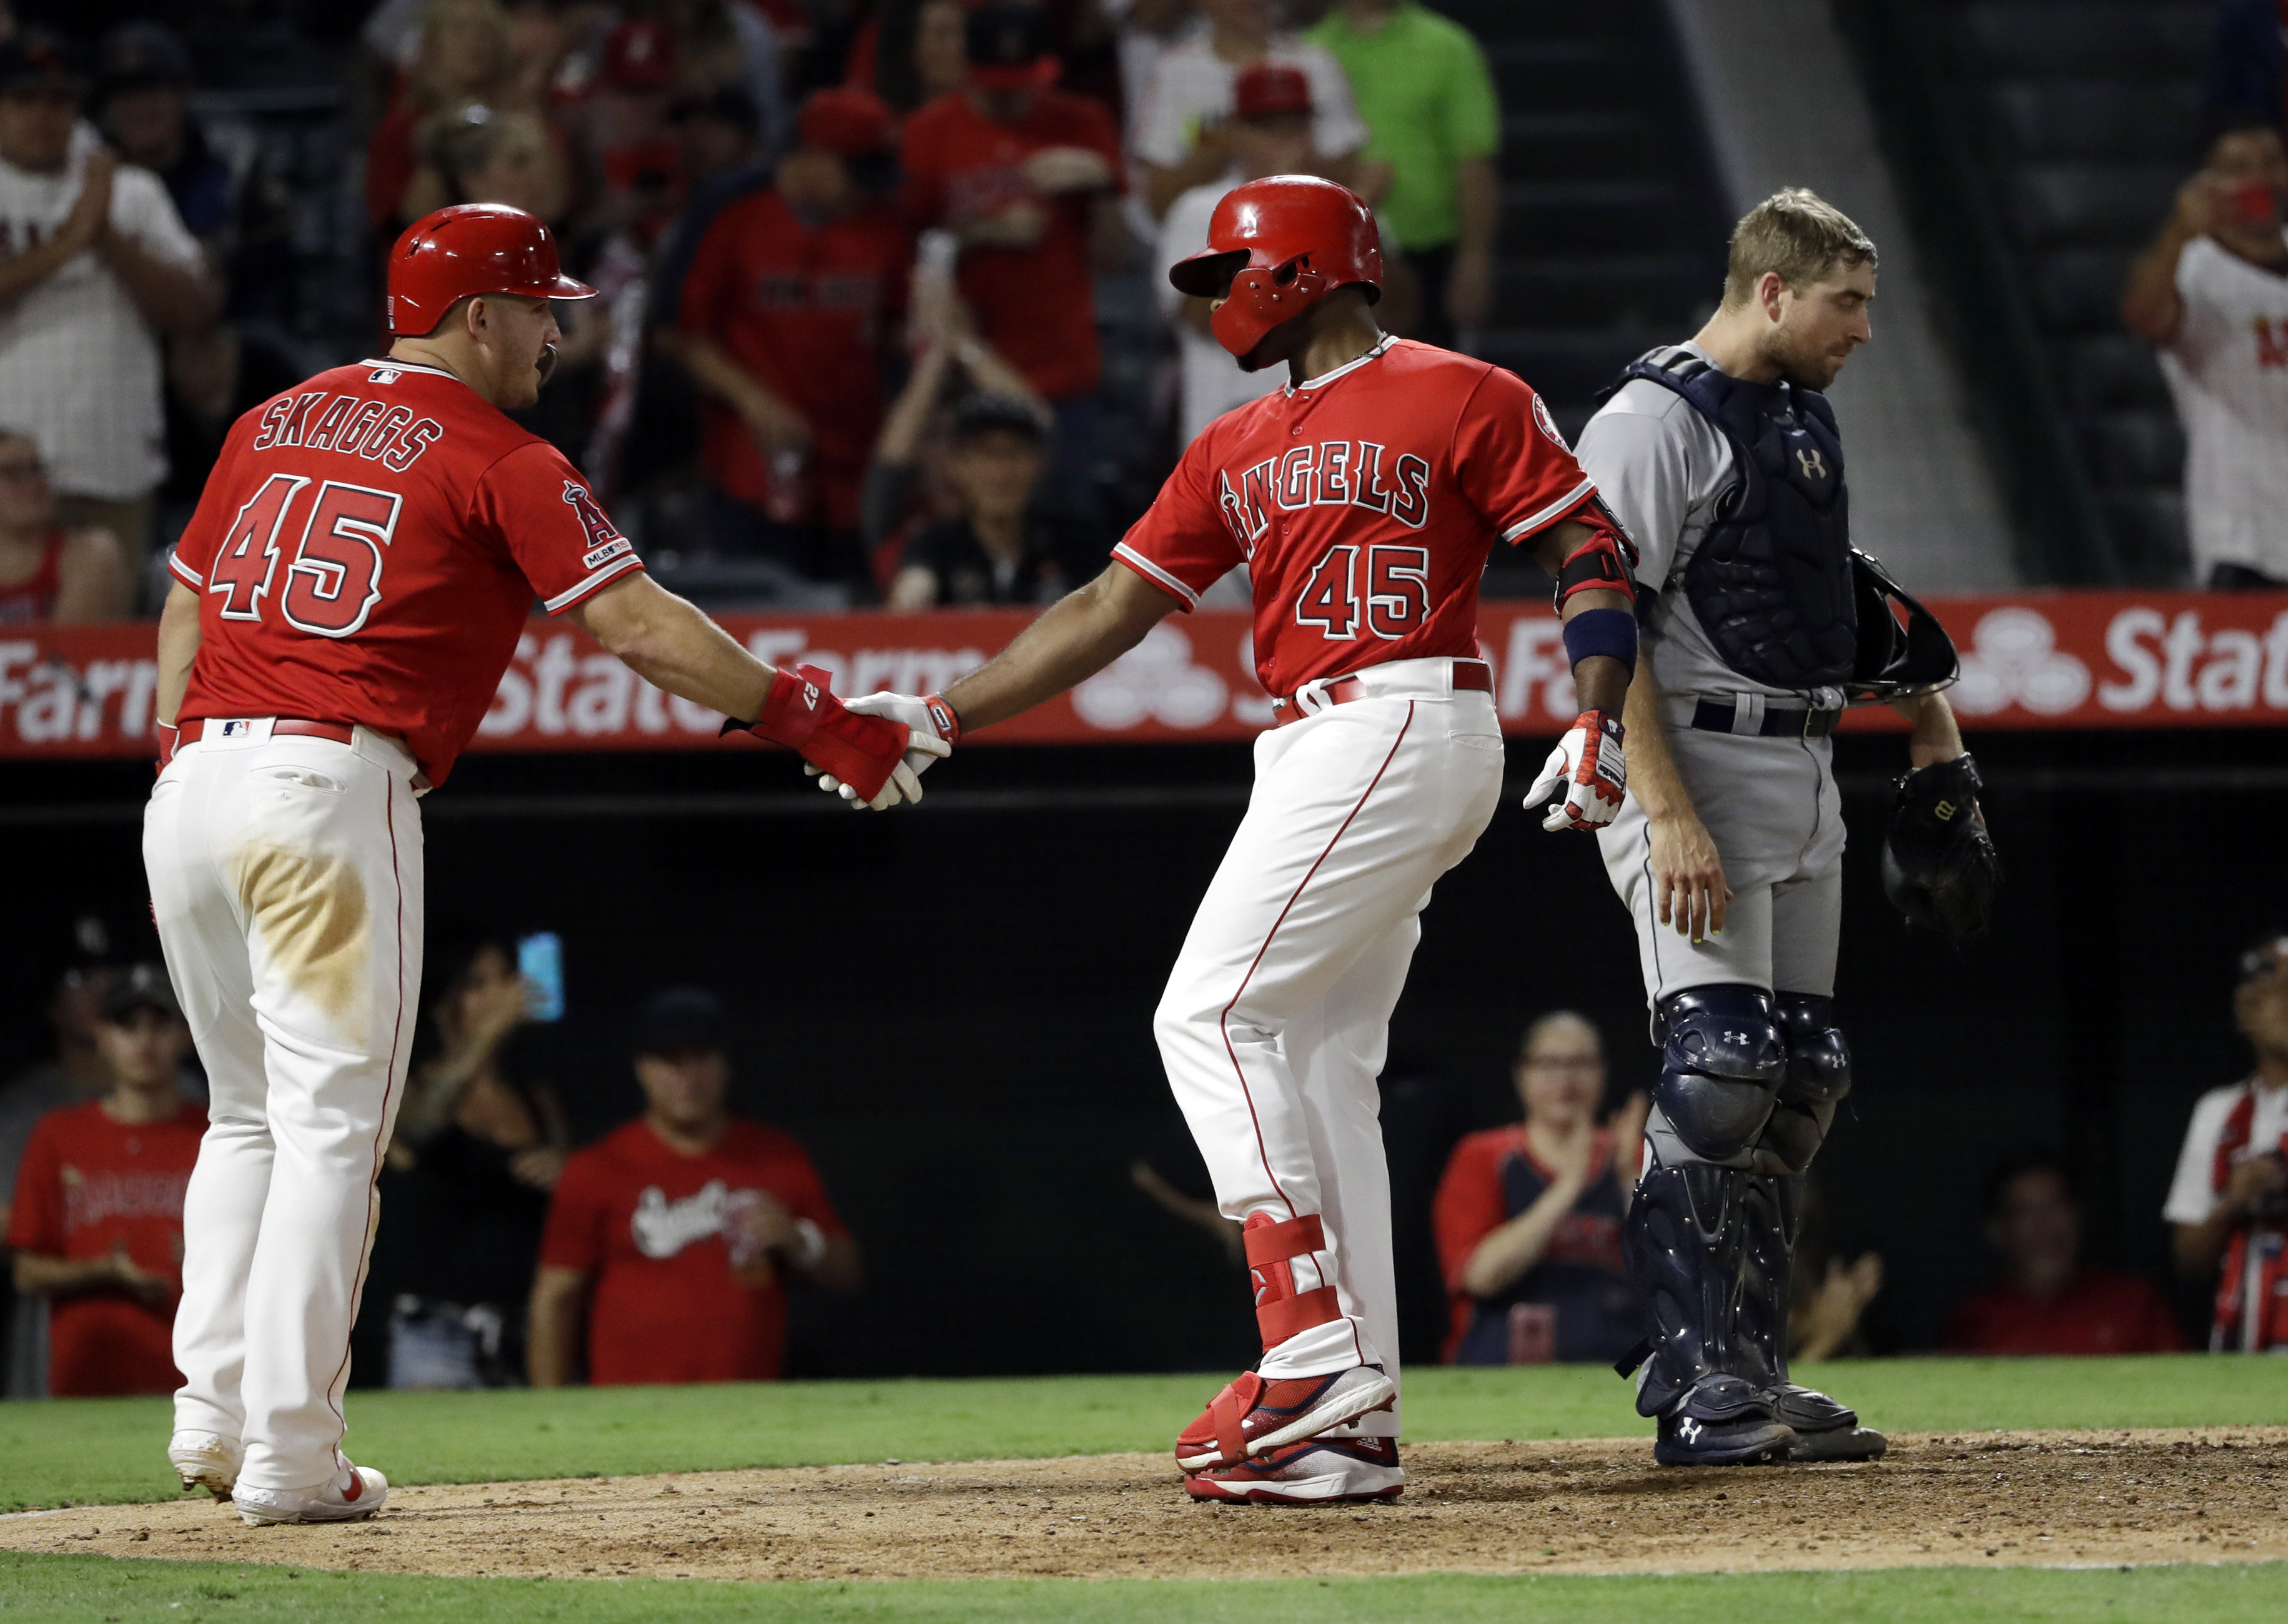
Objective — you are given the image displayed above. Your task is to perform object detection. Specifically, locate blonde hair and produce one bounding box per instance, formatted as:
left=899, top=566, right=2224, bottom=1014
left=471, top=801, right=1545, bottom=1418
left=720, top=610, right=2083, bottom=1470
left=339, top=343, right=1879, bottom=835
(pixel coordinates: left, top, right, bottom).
left=1720, top=188, right=1877, bottom=309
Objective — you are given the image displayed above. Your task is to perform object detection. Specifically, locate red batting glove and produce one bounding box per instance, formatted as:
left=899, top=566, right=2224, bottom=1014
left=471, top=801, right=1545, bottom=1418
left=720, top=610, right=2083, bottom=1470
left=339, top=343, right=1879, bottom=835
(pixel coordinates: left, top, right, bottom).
left=1525, top=709, right=1627, bottom=832
left=728, top=665, right=915, bottom=806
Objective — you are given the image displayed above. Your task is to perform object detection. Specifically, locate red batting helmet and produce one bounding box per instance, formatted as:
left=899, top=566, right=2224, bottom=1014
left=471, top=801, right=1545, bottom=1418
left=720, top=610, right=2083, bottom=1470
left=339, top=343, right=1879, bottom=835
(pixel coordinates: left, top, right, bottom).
left=385, top=204, right=596, bottom=337
left=1169, top=175, right=1380, bottom=367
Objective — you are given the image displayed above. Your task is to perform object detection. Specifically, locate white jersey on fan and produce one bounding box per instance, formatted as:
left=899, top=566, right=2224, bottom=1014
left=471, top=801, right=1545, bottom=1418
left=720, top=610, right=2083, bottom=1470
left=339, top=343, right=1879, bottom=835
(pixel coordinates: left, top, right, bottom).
left=2159, top=232, right=2288, bottom=580
left=1131, top=35, right=1368, bottom=174
left=0, top=146, right=202, bottom=500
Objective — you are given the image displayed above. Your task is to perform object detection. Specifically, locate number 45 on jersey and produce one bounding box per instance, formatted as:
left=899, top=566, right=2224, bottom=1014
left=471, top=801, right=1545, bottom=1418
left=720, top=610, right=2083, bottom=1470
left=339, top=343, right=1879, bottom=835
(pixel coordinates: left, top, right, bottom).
left=206, top=473, right=402, bottom=638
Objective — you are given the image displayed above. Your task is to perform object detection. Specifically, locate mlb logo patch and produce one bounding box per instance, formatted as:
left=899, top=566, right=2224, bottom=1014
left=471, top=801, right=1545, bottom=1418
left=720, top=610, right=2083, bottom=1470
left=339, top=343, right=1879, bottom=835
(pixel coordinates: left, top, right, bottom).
left=220, top=720, right=253, bottom=738
left=369, top=367, right=404, bottom=385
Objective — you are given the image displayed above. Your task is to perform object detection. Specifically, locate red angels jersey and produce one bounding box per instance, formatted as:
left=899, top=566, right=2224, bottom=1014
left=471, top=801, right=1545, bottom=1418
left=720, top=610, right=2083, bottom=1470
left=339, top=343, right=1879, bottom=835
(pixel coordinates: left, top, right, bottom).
left=167, top=358, right=647, bottom=785
left=1113, top=337, right=1602, bottom=697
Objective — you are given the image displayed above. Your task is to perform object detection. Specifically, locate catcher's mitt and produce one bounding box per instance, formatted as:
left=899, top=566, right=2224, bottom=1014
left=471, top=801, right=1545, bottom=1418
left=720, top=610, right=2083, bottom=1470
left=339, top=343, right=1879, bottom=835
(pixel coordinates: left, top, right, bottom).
left=1880, top=753, right=1999, bottom=942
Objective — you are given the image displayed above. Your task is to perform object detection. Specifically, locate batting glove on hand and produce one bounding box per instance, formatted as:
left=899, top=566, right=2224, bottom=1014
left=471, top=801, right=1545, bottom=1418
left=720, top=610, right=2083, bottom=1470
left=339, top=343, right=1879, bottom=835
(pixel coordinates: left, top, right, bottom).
left=1526, top=710, right=1627, bottom=832
left=806, top=691, right=957, bottom=810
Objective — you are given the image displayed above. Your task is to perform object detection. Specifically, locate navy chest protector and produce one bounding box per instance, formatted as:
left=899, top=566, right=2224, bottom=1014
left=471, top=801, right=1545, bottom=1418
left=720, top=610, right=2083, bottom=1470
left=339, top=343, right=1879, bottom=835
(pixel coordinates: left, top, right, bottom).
left=1623, top=348, right=1858, bottom=690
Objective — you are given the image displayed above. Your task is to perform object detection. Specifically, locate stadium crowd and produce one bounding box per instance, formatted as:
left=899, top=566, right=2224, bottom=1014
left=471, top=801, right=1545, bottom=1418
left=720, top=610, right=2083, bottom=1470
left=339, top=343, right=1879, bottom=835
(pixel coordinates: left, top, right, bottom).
left=0, top=0, right=1514, bottom=618
left=0, top=0, right=2276, bottom=618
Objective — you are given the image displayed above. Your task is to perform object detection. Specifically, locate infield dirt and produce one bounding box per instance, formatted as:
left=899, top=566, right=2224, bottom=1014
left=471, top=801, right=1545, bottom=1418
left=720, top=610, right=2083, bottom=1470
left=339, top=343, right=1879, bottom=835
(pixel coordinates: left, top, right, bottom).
left=5, top=1428, right=2282, bottom=1583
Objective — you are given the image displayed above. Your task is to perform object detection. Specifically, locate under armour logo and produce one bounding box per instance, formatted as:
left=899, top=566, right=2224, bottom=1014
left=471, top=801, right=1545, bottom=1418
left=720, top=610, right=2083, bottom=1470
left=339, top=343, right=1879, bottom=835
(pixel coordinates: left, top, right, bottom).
left=1678, top=1418, right=1703, bottom=1442
left=1795, top=447, right=1829, bottom=480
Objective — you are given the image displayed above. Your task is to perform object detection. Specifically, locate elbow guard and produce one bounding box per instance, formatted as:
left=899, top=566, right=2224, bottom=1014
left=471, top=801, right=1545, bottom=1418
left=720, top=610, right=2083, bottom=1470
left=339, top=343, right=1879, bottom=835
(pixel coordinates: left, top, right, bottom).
left=1552, top=503, right=1639, bottom=609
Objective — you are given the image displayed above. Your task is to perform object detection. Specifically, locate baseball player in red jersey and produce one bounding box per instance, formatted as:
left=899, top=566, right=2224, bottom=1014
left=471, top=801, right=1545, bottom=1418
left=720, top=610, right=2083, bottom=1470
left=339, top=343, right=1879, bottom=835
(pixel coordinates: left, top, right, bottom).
left=144, top=204, right=926, bottom=1525
left=815, top=177, right=1643, bottom=1503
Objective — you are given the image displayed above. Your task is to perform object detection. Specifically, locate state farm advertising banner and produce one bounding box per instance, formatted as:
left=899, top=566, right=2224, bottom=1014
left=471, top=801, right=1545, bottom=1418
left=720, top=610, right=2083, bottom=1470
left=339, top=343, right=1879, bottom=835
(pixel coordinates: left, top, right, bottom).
left=6, top=591, right=2288, bottom=761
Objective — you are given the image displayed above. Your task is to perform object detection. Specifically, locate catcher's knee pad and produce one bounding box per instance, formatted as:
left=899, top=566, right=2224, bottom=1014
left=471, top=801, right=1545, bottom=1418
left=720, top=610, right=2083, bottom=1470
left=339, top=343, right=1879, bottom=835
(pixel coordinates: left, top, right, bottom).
left=1757, top=993, right=1852, bottom=1173
left=1645, top=985, right=1785, bottom=1169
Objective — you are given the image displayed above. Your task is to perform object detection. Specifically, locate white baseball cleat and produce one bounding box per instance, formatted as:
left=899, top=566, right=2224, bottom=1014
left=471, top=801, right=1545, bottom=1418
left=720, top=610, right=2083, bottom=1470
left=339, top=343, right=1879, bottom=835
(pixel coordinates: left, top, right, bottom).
left=168, top=1432, right=243, bottom=1501
left=233, top=1460, right=389, bottom=1526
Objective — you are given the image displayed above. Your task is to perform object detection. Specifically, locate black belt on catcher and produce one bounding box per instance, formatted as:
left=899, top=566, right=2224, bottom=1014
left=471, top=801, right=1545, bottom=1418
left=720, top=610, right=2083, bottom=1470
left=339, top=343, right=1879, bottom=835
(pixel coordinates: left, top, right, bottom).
left=1689, top=697, right=1840, bottom=738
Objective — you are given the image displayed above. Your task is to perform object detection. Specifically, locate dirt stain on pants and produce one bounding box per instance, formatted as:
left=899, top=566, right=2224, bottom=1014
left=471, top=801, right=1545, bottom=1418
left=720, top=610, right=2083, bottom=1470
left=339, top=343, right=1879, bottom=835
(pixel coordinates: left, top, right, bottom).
left=230, top=843, right=370, bottom=1037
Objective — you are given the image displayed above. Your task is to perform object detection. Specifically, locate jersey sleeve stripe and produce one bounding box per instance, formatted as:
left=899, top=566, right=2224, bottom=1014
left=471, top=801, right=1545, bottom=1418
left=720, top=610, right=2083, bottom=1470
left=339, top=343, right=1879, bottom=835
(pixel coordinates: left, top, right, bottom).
left=1112, top=542, right=1201, bottom=611
left=542, top=552, right=646, bottom=614
left=1498, top=475, right=1600, bottom=544
left=167, top=552, right=204, bottom=588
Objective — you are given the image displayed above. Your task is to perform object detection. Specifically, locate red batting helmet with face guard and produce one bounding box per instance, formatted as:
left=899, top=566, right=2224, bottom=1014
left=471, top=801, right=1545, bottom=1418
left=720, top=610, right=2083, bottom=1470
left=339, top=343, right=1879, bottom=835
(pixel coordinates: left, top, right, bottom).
left=1168, top=175, right=1382, bottom=369
left=385, top=204, right=596, bottom=337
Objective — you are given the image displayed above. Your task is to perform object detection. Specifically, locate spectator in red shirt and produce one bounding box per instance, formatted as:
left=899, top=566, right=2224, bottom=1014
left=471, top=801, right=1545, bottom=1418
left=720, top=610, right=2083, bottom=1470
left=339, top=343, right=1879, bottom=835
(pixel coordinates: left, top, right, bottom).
left=1942, top=1152, right=2186, bottom=1356
left=1432, top=1013, right=1650, bottom=1365
left=6, top=965, right=204, bottom=1397
left=528, top=989, right=859, bottom=1386
left=900, top=5, right=1123, bottom=520
left=670, top=86, right=911, bottom=591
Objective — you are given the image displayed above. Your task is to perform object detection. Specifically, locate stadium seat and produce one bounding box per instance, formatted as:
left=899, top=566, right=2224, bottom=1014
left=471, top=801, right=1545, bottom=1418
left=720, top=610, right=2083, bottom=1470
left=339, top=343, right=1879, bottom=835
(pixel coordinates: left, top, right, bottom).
left=2023, top=249, right=2137, bottom=332
left=2081, top=411, right=2186, bottom=488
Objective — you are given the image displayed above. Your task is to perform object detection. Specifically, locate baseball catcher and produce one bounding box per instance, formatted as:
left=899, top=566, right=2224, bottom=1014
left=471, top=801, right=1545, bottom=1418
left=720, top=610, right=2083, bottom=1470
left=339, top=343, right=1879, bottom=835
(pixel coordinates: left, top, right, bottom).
left=1571, top=189, right=1989, bottom=1467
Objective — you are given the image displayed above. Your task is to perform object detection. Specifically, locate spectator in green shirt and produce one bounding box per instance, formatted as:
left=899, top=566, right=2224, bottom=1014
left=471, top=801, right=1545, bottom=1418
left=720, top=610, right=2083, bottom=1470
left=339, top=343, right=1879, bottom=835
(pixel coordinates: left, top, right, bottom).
left=1306, top=0, right=1500, bottom=349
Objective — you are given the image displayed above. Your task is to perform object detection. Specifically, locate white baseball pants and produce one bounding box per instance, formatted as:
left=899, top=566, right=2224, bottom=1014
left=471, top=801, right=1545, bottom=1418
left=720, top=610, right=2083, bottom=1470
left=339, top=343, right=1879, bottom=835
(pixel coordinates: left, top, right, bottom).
left=144, top=720, right=423, bottom=1492
left=1154, top=660, right=1504, bottom=1432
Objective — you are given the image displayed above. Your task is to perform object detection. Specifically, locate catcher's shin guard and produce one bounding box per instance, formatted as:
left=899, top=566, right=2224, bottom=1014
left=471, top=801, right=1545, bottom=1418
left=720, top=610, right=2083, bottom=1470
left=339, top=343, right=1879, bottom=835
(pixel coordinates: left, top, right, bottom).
left=1621, top=1162, right=1793, bottom=1465
left=1623, top=1162, right=1747, bottom=1417
left=1735, top=1172, right=1886, bottom=1461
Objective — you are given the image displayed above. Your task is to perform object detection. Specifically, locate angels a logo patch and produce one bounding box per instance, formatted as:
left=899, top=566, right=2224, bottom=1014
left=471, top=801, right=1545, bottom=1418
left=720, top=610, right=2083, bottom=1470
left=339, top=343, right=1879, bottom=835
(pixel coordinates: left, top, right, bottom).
left=563, top=481, right=628, bottom=567
left=1532, top=392, right=1570, bottom=451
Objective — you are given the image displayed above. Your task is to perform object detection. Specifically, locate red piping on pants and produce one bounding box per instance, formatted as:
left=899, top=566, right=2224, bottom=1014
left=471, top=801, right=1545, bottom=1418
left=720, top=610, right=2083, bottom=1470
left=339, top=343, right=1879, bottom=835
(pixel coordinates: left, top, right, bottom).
left=1214, top=698, right=1415, bottom=1327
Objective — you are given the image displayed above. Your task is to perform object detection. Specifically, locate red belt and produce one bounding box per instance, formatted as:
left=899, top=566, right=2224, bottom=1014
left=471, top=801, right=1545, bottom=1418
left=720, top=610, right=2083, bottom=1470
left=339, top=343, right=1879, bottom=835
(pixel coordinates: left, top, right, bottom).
left=176, top=718, right=355, bottom=746
left=1274, top=659, right=1493, bottom=726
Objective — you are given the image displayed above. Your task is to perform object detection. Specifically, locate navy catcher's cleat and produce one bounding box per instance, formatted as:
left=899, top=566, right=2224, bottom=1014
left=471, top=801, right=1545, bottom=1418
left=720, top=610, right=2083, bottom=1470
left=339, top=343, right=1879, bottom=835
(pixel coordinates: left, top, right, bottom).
left=1771, top=1384, right=1886, bottom=1460
left=1184, top=1434, right=1405, bottom=1503
left=1653, top=1375, right=1795, bottom=1467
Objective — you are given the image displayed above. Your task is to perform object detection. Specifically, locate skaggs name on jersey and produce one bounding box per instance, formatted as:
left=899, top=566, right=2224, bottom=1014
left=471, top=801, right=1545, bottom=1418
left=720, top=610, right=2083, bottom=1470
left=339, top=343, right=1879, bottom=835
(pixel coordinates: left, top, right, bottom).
left=1217, top=439, right=1434, bottom=552
left=249, top=389, right=445, bottom=472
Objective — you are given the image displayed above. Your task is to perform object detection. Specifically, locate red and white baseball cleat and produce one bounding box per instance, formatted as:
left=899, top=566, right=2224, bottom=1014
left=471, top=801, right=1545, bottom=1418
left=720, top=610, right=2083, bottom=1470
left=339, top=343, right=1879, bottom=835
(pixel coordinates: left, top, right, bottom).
left=232, top=1458, right=389, bottom=1526
left=1185, top=1434, right=1406, bottom=1504
left=1174, top=1364, right=1395, bottom=1472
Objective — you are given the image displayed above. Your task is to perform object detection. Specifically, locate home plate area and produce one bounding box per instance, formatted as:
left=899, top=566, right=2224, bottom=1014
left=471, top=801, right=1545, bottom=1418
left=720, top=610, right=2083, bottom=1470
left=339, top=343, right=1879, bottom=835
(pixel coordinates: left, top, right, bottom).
left=3, top=1428, right=2284, bottom=1582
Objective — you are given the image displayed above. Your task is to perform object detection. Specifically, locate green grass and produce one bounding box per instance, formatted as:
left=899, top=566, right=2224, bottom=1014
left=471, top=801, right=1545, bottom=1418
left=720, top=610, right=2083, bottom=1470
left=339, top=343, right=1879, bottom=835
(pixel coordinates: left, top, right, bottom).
left=1, top=1555, right=2284, bottom=1623
left=5, top=1356, right=2283, bottom=1514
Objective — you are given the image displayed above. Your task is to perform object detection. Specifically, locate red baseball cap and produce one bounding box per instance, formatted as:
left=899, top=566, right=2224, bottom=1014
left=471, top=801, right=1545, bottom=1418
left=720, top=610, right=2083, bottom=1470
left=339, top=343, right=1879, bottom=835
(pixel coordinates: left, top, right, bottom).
left=965, top=4, right=1060, bottom=93
left=1234, top=62, right=1312, bottom=121
left=599, top=19, right=675, bottom=92
left=798, top=87, right=893, bottom=156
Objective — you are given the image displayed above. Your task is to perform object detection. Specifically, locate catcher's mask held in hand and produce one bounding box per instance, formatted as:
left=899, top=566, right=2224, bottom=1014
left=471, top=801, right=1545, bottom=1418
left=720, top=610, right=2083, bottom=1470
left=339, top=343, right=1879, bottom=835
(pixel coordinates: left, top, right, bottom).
left=1168, top=175, right=1382, bottom=370
left=1881, top=753, right=2000, bottom=942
